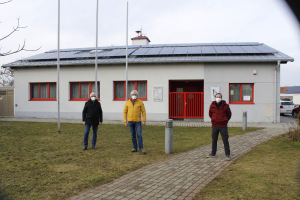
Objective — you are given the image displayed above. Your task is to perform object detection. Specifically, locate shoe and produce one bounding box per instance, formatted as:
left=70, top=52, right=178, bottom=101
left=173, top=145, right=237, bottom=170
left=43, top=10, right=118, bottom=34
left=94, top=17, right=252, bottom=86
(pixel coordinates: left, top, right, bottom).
left=140, top=149, right=146, bottom=155
left=92, top=146, right=96, bottom=150
left=207, top=153, right=216, bottom=158
left=83, top=147, right=87, bottom=151
left=131, top=149, right=137, bottom=152
left=226, top=155, right=231, bottom=161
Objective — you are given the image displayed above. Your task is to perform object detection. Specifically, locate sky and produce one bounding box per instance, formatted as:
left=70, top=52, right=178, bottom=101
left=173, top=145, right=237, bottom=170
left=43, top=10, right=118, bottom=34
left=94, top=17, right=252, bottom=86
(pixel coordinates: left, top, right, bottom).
left=1, top=0, right=300, bottom=86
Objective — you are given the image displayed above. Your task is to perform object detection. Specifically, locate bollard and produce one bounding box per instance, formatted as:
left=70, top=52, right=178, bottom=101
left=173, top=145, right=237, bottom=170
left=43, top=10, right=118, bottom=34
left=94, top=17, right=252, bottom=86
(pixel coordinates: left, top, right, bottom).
left=165, top=119, right=173, bottom=154
left=242, top=111, right=247, bottom=131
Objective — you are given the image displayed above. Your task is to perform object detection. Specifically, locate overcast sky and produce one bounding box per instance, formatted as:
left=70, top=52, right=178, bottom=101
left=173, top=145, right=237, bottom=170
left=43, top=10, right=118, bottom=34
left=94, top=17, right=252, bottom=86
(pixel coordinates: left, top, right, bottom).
left=1, top=0, right=300, bottom=86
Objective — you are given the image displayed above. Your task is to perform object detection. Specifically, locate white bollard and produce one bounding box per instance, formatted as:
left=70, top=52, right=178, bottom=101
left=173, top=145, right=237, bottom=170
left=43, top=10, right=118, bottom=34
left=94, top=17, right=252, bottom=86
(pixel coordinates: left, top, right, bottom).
left=165, top=119, right=173, bottom=154
left=242, top=111, right=247, bottom=131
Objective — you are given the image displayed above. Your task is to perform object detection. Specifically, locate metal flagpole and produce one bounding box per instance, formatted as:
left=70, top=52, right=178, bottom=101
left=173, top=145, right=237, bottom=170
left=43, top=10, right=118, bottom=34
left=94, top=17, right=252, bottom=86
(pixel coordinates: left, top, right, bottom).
left=57, top=0, right=61, bottom=133
left=125, top=1, right=128, bottom=100
left=95, top=0, right=99, bottom=98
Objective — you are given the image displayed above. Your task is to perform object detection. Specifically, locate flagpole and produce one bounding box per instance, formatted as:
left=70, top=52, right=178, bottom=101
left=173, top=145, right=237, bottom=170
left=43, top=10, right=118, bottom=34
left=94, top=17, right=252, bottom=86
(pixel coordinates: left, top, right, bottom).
left=95, top=0, right=99, bottom=98
left=125, top=1, right=128, bottom=100
left=57, top=0, right=61, bottom=133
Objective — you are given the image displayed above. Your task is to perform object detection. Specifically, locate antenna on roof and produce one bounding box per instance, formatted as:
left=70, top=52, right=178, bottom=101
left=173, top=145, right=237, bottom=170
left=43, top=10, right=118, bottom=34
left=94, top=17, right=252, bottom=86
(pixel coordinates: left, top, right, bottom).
left=136, top=30, right=141, bottom=36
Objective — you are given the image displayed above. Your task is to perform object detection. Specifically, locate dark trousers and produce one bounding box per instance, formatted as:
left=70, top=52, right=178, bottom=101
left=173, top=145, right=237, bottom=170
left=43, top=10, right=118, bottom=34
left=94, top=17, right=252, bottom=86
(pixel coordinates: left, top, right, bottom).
left=211, top=126, right=230, bottom=156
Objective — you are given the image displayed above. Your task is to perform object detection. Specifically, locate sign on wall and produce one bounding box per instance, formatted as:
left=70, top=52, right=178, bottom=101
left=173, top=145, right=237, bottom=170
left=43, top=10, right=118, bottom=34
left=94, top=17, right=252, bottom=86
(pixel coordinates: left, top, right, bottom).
left=153, top=86, right=163, bottom=102
left=211, top=86, right=219, bottom=101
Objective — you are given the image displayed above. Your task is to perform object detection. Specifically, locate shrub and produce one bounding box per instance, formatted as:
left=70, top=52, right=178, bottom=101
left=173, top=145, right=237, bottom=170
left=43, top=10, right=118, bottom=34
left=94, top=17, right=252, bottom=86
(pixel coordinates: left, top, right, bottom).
left=285, top=114, right=300, bottom=142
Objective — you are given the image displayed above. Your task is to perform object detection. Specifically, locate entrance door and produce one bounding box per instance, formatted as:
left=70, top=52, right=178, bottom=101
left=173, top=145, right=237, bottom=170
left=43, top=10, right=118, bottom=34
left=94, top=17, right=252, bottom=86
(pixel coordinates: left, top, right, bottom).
left=169, top=92, right=203, bottom=118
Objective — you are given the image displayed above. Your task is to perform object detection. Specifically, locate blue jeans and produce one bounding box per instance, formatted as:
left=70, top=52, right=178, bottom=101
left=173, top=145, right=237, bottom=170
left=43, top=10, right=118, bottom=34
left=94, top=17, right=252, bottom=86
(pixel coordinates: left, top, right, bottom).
left=84, top=124, right=98, bottom=148
left=128, top=122, right=143, bottom=150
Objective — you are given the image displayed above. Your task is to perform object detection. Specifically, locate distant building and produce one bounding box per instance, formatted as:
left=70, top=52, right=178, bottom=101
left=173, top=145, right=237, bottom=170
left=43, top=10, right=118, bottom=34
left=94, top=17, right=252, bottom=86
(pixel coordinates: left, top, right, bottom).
left=2, top=35, right=294, bottom=123
left=0, top=86, right=14, bottom=117
left=280, top=86, right=300, bottom=105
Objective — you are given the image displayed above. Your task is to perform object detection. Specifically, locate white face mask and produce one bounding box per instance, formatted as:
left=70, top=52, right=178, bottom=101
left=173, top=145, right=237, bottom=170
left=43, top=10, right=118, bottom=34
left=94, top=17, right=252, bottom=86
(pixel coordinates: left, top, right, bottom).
left=91, top=97, right=96, bottom=101
left=131, top=95, right=137, bottom=100
left=216, top=98, right=222, bottom=103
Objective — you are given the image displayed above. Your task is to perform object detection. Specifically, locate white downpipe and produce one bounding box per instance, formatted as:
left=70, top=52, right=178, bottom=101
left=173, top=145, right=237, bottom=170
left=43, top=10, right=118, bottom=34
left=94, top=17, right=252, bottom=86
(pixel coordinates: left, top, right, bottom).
left=274, top=60, right=280, bottom=123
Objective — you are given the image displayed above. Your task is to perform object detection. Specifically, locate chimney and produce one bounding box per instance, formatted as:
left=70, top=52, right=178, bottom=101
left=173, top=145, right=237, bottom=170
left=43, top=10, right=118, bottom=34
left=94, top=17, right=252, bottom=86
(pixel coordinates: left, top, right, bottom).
left=131, top=30, right=151, bottom=45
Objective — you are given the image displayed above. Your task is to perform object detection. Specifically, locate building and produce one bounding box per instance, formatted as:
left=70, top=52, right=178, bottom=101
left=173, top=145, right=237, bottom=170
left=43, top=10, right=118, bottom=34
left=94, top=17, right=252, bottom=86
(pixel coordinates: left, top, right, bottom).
left=2, top=36, right=294, bottom=123
left=0, top=86, right=14, bottom=117
left=280, top=86, right=300, bottom=105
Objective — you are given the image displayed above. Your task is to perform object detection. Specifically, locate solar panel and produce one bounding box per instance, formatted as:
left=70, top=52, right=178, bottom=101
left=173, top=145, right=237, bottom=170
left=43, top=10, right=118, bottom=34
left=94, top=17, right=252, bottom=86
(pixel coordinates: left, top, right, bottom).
left=112, top=49, right=135, bottom=57
left=145, top=48, right=162, bottom=55
left=240, top=46, right=261, bottom=53
left=201, top=47, right=216, bottom=54
left=159, top=47, right=174, bottom=55
left=131, top=48, right=150, bottom=56
left=173, top=47, right=188, bottom=54
left=254, top=45, right=277, bottom=53
left=227, top=46, right=246, bottom=54
left=187, top=47, right=201, bottom=54
left=214, top=47, right=231, bottom=54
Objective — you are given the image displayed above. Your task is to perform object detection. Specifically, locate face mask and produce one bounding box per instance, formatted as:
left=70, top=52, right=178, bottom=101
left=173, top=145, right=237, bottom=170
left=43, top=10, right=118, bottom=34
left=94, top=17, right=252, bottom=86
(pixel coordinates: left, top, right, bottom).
left=91, top=97, right=96, bottom=101
left=132, top=95, right=137, bottom=100
left=216, top=98, right=222, bottom=103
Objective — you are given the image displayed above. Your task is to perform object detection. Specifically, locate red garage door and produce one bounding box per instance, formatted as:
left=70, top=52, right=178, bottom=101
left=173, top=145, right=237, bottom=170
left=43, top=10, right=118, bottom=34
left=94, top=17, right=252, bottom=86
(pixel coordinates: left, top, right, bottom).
left=169, top=92, right=204, bottom=119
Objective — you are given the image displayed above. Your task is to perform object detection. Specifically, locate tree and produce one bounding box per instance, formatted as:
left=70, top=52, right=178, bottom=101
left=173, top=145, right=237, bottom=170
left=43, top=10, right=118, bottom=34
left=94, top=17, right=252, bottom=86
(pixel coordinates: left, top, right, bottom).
left=0, top=67, right=14, bottom=86
left=0, top=0, right=40, bottom=86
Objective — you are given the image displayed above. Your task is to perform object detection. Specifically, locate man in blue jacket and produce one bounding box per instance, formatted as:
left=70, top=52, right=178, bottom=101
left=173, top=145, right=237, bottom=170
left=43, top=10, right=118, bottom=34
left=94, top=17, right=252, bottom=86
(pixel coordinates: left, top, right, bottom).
left=82, top=92, right=103, bottom=150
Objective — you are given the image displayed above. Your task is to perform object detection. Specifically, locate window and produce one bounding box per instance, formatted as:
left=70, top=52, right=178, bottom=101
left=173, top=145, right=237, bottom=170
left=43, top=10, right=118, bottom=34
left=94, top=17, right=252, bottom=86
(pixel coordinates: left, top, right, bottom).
left=114, top=81, right=147, bottom=101
left=30, top=82, right=56, bottom=101
left=229, top=83, right=254, bottom=104
left=70, top=82, right=100, bottom=101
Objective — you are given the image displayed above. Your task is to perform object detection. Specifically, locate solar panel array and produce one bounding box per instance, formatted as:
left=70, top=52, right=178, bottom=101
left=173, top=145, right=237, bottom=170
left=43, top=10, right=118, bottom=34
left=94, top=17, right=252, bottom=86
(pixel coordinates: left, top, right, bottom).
left=22, top=43, right=278, bottom=61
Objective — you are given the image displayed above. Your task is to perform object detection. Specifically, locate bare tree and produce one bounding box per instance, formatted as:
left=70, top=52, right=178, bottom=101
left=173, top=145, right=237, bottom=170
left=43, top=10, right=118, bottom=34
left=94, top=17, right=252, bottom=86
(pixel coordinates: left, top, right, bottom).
left=0, top=0, right=41, bottom=56
left=0, top=67, right=14, bottom=86
left=0, top=0, right=40, bottom=86
left=0, top=0, right=12, bottom=5
left=0, top=17, right=29, bottom=56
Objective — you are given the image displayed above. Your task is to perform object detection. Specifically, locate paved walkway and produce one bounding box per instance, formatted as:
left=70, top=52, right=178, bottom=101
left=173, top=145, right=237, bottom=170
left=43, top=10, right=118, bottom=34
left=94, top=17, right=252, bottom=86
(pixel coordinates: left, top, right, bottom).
left=0, top=117, right=296, bottom=200
left=67, top=122, right=294, bottom=200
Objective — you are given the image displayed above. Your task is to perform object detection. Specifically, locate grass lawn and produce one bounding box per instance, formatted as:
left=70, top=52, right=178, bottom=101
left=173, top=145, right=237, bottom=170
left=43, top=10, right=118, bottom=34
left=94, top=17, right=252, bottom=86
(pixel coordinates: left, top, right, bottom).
left=0, top=121, right=256, bottom=200
left=195, top=135, right=300, bottom=200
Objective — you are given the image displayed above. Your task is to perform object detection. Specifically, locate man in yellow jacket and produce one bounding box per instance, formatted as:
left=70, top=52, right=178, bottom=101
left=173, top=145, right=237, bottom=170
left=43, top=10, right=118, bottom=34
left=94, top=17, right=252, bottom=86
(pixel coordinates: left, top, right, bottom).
left=123, top=90, right=147, bottom=155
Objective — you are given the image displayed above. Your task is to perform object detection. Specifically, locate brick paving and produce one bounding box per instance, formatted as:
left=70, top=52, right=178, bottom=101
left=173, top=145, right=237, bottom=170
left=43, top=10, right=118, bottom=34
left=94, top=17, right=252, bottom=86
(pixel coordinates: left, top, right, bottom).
left=68, top=121, right=294, bottom=200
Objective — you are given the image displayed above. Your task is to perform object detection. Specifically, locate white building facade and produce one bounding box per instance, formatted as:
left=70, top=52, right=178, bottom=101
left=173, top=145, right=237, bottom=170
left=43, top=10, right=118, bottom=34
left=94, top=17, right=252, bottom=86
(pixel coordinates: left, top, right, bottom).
left=4, top=42, right=293, bottom=123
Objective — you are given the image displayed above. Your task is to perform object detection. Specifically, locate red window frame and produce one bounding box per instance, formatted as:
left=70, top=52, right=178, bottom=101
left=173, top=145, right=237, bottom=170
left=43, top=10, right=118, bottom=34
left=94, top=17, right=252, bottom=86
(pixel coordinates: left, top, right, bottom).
left=70, top=81, right=100, bottom=101
left=29, top=82, right=57, bottom=101
left=229, top=83, right=254, bottom=104
left=113, top=81, right=147, bottom=101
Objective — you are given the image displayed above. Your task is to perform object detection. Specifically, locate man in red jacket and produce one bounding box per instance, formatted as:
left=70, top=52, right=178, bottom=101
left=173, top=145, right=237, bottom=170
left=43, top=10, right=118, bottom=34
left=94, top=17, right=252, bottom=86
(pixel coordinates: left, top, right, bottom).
left=208, top=93, right=232, bottom=161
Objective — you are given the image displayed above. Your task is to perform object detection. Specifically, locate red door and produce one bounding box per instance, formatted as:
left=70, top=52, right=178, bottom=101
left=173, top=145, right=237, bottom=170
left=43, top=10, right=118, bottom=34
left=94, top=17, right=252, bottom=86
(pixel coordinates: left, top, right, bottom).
left=169, top=92, right=204, bottom=118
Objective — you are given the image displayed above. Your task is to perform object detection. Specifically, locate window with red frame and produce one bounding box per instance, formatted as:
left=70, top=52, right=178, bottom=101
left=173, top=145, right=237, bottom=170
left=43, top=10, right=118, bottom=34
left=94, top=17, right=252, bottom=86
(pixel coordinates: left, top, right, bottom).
left=114, top=81, right=147, bottom=101
left=229, top=83, right=254, bottom=104
left=70, top=82, right=100, bottom=101
left=30, top=82, right=56, bottom=101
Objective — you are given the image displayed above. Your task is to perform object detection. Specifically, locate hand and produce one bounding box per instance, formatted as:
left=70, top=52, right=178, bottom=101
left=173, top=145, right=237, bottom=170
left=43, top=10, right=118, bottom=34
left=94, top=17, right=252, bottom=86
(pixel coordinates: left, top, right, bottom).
left=99, top=122, right=102, bottom=125
left=124, top=122, right=128, bottom=127
left=142, top=121, right=146, bottom=125
left=82, top=121, right=85, bottom=125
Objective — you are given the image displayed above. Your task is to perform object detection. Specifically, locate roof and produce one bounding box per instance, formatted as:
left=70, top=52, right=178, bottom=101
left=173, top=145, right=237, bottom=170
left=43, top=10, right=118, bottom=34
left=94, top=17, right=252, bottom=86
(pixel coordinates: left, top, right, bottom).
left=131, top=36, right=151, bottom=42
left=281, top=86, right=300, bottom=94
left=3, top=42, right=294, bottom=68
